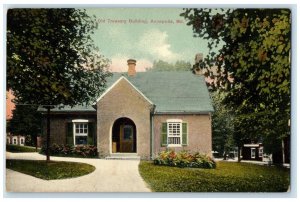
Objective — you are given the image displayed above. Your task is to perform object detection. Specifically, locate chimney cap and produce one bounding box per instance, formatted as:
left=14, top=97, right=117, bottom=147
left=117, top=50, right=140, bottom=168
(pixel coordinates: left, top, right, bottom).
left=127, top=59, right=136, bottom=65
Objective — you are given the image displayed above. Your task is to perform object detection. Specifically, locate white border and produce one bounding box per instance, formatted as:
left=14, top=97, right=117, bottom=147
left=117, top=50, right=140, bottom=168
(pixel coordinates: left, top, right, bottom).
left=1, top=2, right=298, bottom=201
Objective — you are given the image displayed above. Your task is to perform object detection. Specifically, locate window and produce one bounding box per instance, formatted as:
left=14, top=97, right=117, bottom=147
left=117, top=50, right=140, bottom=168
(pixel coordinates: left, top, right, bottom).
left=123, top=125, right=133, bottom=140
left=13, top=137, right=17, bottom=145
left=74, top=123, right=88, bottom=145
left=20, top=138, right=24, bottom=145
left=259, top=148, right=263, bottom=158
left=167, top=122, right=181, bottom=146
left=161, top=120, right=187, bottom=147
left=251, top=148, right=256, bottom=159
left=7, top=138, right=10, bottom=144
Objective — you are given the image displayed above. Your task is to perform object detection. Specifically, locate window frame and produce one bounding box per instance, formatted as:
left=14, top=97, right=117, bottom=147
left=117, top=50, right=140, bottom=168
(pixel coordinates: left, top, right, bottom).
left=259, top=147, right=263, bottom=158
left=167, top=119, right=182, bottom=147
left=13, top=137, right=17, bottom=145
left=72, top=119, right=89, bottom=146
left=251, top=148, right=256, bottom=159
left=20, top=138, right=24, bottom=145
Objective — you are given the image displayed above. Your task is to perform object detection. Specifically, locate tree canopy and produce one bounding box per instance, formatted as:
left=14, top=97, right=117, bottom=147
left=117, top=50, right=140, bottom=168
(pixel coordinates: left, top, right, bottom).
left=146, top=60, right=191, bottom=71
left=7, top=9, right=112, bottom=160
left=181, top=9, right=291, bottom=156
left=7, top=9, right=111, bottom=107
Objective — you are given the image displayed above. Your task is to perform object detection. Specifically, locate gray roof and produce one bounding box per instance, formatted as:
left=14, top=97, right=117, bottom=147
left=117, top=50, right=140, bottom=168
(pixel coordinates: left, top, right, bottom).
left=106, top=72, right=213, bottom=113
left=41, top=71, right=213, bottom=113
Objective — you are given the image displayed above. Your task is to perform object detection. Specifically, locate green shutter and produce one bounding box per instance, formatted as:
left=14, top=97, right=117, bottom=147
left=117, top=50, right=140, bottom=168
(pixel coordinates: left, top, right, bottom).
left=66, top=122, right=74, bottom=145
left=161, top=122, right=167, bottom=146
left=88, top=122, right=95, bottom=145
left=182, top=122, right=188, bottom=146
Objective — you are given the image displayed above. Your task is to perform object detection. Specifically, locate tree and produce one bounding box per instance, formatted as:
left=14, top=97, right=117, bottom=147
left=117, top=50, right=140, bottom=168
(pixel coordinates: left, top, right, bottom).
left=146, top=60, right=191, bottom=71
left=181, top=9, right=291, bottom=162
left=7, top=9, right=111, bottom=161
left=7, top=104, right=42, bottom=149
left=211, top=90, right=235, bottom=159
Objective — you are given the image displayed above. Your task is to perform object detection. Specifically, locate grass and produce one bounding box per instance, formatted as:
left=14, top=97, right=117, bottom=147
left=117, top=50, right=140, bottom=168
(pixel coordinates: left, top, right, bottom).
left=139, top=161, right=290, bottom=192
left=6, top=159, right=95, bottom=180
left=6, top=144, right=40, bottom=153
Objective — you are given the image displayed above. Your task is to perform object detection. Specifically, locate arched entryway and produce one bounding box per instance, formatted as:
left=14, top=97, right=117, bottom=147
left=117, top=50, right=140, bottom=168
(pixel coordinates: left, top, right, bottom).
left=112, top=117, right=136, bottom=153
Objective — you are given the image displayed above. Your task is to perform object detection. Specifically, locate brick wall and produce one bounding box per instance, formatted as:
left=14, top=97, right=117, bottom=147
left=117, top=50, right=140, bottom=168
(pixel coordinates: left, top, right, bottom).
left=153, top=114, right=212, bottom=157
left=41, top=113, right=96, bottom=146
left=97, top=78, right=153, bottom=159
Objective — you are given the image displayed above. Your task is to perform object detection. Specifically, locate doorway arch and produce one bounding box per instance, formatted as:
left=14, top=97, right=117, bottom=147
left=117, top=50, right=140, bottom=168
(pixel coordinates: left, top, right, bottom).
left=112, top=117, right=136, bottom=153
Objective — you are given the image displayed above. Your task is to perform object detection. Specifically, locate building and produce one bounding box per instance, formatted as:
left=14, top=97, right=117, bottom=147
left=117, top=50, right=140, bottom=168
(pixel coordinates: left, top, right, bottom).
left=6, top=90, right=26, bottom=147
left=39, top=59, right=214, bottom=159
left=241, top=142, right=265, bottom=161
left=7, top=134, right=25, bottom=146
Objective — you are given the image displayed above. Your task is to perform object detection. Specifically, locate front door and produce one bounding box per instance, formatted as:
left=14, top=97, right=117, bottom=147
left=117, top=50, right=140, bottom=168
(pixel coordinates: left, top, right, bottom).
left=120, top=124, right=134, bottom=152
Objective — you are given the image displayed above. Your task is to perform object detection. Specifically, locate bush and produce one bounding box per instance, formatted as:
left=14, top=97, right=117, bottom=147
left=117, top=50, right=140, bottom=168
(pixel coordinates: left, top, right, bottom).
left=40, top=144, right=98, bottom=158
left=154, top=150, right=216, bottom=169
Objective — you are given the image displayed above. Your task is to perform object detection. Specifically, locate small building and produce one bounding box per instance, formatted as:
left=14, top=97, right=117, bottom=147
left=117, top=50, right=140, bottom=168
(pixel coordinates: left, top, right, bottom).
left=242, top=142, right=273, bottom=163
left=39, top=59, right=214, bottom=159
left=7, top=134, right=25, bottom=146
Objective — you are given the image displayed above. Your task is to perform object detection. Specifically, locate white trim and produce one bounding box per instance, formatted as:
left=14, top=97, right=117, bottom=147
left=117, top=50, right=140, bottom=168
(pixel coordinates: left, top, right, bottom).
left=12, top=137, right=17, bottom=145
left=72, top=119, right=89, bottom=123
left=167, top=144, right=182, bottom=148
left=95, top=76, right=153, bottom=105
left=166, top=119, right=183, bottom=123
left=110, top=117, right=138, bottom=155
left=20, top=137, right=25, bottom=146
left=259, top=147, right=263, bottom=158
left=73, top=122, right=88, bottom=145
left=251, top=148, right=256, bottom=159
left=167, top=121, right=182, bottom=146
left=244, top=144, right=260, bottom=147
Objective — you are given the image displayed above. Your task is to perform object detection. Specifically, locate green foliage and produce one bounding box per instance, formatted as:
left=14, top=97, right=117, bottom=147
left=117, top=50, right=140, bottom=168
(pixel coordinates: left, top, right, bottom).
left=154, top=150, right=216, bottom=169
left=146, top=60, right=191, bottom=71
left=7, top=104, right=42, bottom=146
left=6, top=159, right=95, bottom=180
left=211, top=90, right=235, bottom=155
left=182, top=9, right=291, bottom=155
left=40, top=144, right=98, bottom=158
left=7, top=9, right=111, bottom=107
left=6, top=145, right=40, bottom=153
left=139, top=161, right=290, bottom=192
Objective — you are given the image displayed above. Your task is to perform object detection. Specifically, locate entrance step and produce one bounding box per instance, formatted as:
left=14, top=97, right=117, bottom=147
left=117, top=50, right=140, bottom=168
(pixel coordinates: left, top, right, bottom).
left=105, top=153, right=140, bottom=160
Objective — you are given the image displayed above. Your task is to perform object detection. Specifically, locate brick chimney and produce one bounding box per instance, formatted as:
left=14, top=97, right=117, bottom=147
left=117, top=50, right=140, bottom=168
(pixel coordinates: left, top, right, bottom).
left=193, top=53, right=204, bottom=75
left=127, top=59, right=136, bottom=76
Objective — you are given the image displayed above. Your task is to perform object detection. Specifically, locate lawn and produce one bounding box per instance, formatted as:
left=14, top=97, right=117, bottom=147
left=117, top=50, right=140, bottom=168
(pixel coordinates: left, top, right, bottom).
left=139, top=161, right=290, bottom=192
left=6, top=144, right=40, bottom=153
left=6, top=159, right=95, bottom=180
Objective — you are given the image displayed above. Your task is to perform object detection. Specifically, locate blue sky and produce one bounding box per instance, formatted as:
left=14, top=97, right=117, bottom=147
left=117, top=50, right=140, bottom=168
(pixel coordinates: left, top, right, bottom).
left=86, top=8, right=209, bottom=71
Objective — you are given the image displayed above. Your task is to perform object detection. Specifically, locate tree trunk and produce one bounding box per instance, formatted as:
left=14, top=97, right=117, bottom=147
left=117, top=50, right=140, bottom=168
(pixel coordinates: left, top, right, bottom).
left=237, top=146, right=241, bottom=162
left=35, top=134, right=38, bottom=152
left=46, top=107, right=50, bottom=161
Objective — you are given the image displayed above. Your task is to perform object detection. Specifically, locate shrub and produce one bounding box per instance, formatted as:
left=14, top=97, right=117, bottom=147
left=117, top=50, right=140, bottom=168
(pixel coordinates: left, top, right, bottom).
left=154, top=150, right=216, bottom=169
left=40, top=144, right=98, bottom=158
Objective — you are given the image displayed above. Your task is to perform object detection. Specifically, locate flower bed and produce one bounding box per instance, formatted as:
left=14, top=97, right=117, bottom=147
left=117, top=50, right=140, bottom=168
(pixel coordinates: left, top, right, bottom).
left=40, top=144, right=98, bottom=158
left=154, top=150, right=216, bottom=169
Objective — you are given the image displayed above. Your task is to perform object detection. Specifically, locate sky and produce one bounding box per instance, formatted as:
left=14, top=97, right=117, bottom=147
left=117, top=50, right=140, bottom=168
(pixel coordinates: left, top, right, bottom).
left=86, top=8, right=210, bottom=72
